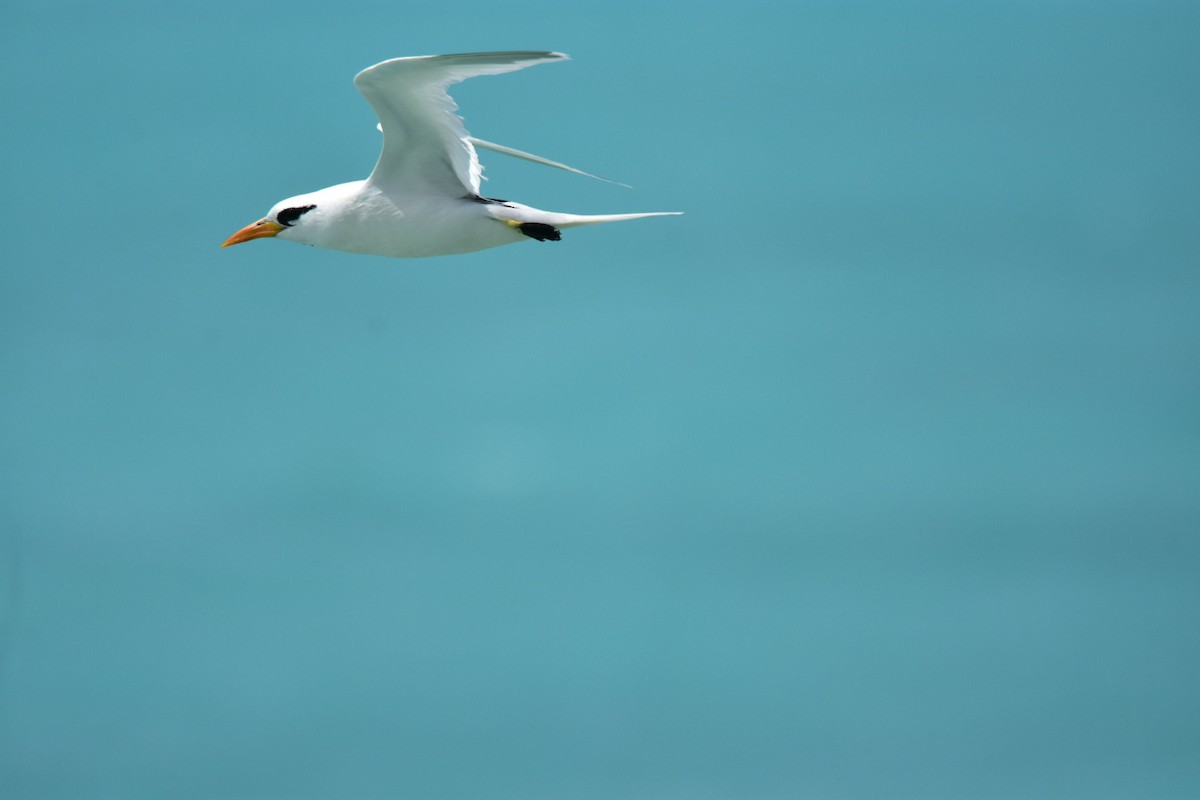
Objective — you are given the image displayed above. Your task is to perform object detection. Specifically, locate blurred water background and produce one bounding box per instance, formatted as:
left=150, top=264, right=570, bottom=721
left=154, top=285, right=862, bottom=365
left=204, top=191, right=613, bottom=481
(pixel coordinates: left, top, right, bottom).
left=1, top=1, right=1198, bottom=797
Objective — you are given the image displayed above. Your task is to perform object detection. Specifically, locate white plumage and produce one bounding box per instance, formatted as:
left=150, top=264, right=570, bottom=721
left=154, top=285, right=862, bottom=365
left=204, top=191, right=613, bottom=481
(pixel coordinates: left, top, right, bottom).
left=222, top=51, right=680, bottom=258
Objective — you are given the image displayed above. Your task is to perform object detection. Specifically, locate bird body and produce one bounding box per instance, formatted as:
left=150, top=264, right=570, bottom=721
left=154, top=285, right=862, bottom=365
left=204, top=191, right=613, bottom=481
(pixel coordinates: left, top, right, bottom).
left=222, top=51, right=680, bottom=258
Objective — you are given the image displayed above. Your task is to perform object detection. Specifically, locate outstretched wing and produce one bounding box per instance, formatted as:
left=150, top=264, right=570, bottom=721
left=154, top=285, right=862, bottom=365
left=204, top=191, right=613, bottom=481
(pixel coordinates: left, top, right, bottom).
left=353, top=51, right=567, bottom=196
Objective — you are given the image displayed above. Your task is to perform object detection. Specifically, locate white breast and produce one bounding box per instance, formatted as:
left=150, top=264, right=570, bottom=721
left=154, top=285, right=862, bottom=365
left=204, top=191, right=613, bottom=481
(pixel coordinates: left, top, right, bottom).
left=286, top=181, right=525, bottom=258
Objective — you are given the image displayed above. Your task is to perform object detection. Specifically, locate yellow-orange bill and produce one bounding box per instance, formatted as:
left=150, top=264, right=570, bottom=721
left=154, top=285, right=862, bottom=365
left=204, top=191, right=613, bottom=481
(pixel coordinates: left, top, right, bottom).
left=221, top=218, right=285, bottom=248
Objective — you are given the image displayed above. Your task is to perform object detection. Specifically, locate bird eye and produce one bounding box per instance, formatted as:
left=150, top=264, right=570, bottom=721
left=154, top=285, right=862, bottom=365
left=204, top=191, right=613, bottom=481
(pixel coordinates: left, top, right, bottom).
left=277, top=204, right=316, bottom=227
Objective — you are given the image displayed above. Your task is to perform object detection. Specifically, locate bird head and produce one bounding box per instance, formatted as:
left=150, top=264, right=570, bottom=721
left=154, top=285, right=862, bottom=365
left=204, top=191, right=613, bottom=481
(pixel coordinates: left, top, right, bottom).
left=221, top=196, right=319, bottom=248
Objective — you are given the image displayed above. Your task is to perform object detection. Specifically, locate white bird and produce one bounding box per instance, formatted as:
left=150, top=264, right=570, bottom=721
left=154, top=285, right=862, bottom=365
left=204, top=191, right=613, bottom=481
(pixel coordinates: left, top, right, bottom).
left=221, top=51, right=681, bottom=258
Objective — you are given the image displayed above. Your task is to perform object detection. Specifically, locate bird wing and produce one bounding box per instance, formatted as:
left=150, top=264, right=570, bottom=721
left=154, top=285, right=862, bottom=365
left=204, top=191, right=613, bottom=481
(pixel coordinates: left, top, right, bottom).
left=353, top=51, right=567, bottom=196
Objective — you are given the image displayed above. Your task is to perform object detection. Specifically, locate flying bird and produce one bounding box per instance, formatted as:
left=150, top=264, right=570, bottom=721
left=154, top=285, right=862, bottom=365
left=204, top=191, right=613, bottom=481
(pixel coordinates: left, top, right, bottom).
left=221, top=51, right=680, bottom=258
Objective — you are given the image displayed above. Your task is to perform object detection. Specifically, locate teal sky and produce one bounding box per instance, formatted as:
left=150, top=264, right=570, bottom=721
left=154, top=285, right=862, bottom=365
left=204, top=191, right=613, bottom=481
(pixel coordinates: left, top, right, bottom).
left=2, top=2, right=1198, bottom=798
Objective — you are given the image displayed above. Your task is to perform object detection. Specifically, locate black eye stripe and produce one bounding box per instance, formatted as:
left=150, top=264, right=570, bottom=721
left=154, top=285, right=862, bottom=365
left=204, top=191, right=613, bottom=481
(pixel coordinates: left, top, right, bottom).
left=277, top=204, right=316, bottom=227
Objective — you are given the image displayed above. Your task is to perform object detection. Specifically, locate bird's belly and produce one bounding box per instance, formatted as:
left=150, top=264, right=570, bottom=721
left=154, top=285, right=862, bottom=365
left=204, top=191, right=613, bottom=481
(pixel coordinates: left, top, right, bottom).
left=322, top=198, right=524, bottom=258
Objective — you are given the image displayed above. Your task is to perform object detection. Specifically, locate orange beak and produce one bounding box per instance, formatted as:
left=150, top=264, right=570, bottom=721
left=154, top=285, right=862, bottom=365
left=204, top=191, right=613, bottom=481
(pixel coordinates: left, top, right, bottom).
left=221, top=218, right=285, bottom=248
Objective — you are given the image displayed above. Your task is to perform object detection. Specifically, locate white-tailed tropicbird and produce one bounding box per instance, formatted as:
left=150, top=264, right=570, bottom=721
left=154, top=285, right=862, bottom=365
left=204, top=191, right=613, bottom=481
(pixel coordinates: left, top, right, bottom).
left=221, top=51, right=681, bottom=258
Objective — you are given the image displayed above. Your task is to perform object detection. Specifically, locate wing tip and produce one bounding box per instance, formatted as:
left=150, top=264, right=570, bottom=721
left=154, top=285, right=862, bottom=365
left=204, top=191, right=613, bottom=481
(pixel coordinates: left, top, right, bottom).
left=354, top=50, right=569, bottom=89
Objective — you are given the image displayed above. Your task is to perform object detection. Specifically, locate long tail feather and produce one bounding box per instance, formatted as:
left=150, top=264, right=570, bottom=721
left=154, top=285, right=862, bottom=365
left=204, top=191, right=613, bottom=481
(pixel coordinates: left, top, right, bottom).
left=469, top=137, right=631, bottom=187
left=544, top=211, right=683, bottom=229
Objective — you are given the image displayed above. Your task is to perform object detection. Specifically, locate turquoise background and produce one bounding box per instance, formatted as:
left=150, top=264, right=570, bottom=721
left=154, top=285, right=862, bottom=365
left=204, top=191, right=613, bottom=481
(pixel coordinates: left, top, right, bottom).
left=2, top=1, right=1198, bottom=797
